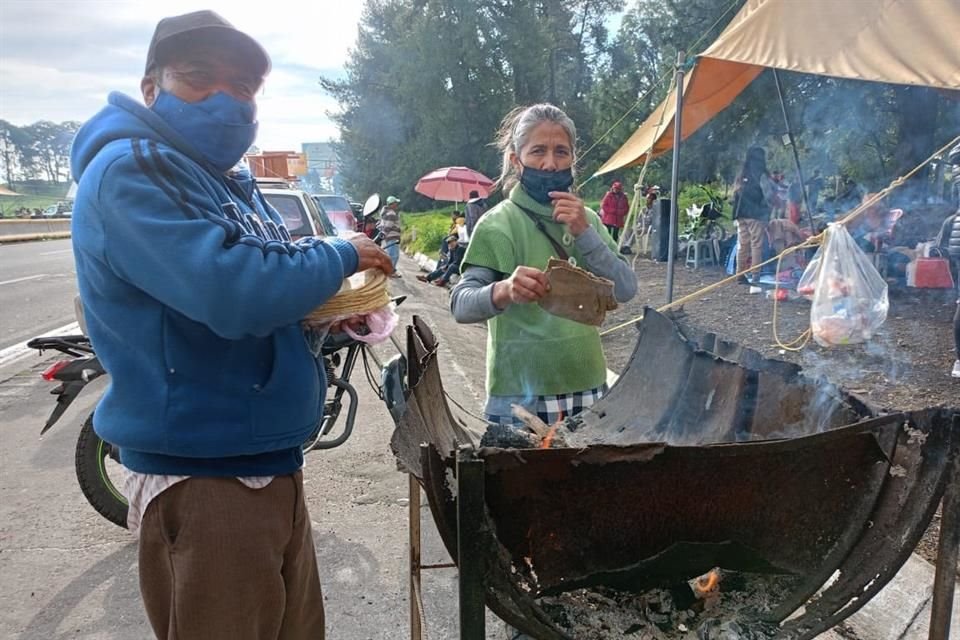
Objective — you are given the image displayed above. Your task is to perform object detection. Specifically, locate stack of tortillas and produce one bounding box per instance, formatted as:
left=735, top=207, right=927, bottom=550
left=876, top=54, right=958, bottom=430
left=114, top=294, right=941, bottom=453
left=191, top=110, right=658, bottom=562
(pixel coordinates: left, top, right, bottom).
left=303, top=269, right=390, bottom=325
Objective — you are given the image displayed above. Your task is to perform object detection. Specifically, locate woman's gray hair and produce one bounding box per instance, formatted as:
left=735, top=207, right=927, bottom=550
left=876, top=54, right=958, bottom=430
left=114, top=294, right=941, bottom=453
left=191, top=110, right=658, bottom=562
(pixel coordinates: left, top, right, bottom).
left=493, top=103, right=577, bottom=191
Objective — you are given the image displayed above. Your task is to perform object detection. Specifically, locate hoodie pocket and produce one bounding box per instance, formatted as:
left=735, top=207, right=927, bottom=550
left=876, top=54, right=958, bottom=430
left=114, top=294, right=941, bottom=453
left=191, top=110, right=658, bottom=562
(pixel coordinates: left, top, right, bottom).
left=161, top=311, right=319, bottom=456
left=247, top=328, right=321, bottom=444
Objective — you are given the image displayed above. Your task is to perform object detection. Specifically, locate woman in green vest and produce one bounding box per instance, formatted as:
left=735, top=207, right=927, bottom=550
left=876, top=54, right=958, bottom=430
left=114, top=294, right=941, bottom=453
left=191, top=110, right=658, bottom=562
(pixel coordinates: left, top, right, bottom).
left=450, top=103, right=638, bottom=427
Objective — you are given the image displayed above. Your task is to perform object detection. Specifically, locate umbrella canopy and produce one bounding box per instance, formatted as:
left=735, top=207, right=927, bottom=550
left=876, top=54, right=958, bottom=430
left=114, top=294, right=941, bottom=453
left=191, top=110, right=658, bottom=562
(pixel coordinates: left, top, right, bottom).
left=414, top=166, right=494, bottom=202
left=595, top=0, right=960, bottom=175
left=0, top=185, right=22, bottom=196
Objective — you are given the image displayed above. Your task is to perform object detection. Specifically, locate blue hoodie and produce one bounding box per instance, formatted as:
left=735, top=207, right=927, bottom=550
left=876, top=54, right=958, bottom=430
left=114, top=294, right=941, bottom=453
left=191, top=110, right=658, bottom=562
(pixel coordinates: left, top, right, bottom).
left=70, top=92, right=359, bottom=476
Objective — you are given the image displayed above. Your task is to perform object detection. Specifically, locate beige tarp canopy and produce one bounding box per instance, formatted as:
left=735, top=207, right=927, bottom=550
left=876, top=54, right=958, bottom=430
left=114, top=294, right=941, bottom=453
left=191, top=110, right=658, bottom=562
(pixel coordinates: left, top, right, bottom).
left=595, top=0, right=960, bottom=176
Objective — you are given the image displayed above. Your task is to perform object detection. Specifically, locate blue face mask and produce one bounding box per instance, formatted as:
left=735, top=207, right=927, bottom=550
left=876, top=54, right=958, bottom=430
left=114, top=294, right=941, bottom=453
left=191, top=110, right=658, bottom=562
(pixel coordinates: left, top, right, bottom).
left=151, top=90, right=258, bottom=173
left=519, top=165, right=574, bottom=205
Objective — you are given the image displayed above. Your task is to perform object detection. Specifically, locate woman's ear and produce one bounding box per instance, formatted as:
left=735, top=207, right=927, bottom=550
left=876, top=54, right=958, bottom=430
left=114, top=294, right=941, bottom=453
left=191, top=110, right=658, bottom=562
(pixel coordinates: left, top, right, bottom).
left=509, top=150, right=522, bottom=175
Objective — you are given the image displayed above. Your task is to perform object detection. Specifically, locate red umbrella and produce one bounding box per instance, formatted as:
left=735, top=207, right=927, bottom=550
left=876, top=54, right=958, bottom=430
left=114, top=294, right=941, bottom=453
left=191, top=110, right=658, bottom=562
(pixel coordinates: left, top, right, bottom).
left=414, top=166, right=494, bottom=202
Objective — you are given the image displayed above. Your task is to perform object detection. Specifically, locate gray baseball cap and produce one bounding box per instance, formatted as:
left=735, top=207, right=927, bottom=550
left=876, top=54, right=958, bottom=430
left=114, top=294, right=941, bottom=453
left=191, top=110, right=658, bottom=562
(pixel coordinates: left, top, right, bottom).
left=144, top=10, right=270, bottom=77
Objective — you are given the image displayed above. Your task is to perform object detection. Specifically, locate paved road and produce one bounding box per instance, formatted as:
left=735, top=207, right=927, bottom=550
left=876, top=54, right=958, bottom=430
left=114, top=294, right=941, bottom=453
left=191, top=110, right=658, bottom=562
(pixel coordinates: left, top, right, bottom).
left=0, top=239, right=79, bottom=351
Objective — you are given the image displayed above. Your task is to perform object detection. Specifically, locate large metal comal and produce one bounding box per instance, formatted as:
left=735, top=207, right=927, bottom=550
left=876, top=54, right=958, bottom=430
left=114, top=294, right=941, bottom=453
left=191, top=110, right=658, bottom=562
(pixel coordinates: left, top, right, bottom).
left=390, top=311, right=959, bottom=640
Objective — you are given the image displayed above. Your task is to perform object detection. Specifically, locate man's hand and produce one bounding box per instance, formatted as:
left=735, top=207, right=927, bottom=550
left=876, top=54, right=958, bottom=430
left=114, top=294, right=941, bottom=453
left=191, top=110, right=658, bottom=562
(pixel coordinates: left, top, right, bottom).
left=550, top=191, right=590, bottom=237
left=492, top=265, right=550, bottom=309
left=348, top=235, right=394, bottom=275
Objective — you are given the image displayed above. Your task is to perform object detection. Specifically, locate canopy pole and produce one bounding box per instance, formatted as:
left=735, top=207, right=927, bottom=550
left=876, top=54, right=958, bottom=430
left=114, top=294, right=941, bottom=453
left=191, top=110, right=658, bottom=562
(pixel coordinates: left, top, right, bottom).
left=772, top=69, right=815, bottom=231
left=666, top=51, right=685, bottom=305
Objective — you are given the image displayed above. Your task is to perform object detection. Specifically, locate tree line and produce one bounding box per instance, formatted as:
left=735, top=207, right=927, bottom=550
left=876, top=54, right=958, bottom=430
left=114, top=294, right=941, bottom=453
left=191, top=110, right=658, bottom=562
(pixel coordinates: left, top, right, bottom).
left=0, top=119, right=80, bottom=187
left=323, top=0, right=959, bottom=209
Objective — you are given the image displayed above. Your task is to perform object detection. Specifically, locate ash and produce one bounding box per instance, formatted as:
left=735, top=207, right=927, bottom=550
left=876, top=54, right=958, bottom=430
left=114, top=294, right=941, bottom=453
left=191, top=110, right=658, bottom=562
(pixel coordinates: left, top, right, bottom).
left=538, top=572, right=801, bottom=640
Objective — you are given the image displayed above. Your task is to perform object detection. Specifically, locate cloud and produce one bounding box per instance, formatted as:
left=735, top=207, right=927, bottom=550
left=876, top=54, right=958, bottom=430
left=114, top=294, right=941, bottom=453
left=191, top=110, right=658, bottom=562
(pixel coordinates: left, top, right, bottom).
left=0, top=0, right=362, bottom=149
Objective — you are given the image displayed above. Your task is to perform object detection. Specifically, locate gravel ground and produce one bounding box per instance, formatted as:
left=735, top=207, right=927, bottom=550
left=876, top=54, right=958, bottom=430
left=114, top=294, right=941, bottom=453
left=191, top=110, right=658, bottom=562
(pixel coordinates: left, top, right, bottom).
left=599, top=257, right=958, bottom=570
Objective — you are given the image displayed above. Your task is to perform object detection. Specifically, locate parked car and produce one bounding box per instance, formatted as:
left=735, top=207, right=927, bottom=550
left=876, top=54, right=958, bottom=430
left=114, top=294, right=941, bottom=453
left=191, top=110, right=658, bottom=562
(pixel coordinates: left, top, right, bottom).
left=42, top=202, right=72, bottom=217
left=258, top=179, right=336, bottom=239
left=312, top=194, right=356, bottom=233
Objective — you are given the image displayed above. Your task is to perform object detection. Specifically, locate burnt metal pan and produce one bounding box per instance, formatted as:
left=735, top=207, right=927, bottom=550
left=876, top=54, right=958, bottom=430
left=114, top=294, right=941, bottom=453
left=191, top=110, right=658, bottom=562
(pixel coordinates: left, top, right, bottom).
left=391, top=311, right=958, bottom=639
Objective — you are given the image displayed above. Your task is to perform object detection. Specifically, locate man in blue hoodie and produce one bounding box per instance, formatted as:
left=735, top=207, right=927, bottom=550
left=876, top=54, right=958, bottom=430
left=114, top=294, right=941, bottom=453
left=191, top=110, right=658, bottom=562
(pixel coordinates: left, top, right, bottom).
left=70, top=10, right=392, bottom=639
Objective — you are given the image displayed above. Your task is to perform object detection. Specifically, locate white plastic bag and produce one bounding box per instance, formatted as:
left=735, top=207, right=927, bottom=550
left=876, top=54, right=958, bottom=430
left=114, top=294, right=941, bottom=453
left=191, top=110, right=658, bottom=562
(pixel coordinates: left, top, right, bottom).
left=808, top=223, right=888, bottom=347
left=797, top=247, right=822, bottom=300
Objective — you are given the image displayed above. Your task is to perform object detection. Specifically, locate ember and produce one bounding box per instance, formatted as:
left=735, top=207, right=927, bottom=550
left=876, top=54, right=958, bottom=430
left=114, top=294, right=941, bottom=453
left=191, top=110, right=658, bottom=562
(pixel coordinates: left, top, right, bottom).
left=692, top=569, right=721, bottom=599
left=538, top=571, right=800, bottom=640
left=540, top=412, right=564, bottom=449
left=478, top=405, right=569, bottom=449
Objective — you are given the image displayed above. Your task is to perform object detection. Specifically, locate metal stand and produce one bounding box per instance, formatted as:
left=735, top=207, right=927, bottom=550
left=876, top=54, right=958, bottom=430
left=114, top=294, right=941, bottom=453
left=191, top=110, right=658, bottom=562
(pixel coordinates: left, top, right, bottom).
left=407, top=446, right=486, bottom=640
left=929, top=414, right=960, bottom=640
left=408, top=473, right=457, bottom=640
left=409, top=474, right=424, bottom=640
left=457, top=450, right=486, bottom=640
left=665, top=50, right=685, bottom=305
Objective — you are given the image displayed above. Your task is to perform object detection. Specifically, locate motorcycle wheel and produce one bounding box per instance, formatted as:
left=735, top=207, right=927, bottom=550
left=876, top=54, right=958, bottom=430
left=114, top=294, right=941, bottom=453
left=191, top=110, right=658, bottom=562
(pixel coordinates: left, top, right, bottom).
left=75, top=413, right=129, bottom=528
left=705, top=221, right=727, bottom=241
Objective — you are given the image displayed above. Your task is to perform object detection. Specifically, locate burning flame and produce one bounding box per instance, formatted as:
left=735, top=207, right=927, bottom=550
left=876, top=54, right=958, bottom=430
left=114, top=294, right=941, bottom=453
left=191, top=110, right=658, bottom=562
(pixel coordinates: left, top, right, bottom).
left=693, top=569, right=721, bottom=597
left=540, top=411, right=564, bottom=449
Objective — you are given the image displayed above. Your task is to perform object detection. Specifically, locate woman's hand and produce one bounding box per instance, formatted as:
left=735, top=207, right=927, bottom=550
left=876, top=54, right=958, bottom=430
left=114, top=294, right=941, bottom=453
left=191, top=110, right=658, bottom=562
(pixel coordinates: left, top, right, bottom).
left=549, top=191, right=590, bottom=237
left=492, top=266, right=550, bottom=309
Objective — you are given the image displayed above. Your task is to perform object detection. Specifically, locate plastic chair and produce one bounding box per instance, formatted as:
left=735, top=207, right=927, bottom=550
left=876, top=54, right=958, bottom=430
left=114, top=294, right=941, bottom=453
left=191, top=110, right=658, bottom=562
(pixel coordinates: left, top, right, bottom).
left=685, top=239, right=718, bottom=268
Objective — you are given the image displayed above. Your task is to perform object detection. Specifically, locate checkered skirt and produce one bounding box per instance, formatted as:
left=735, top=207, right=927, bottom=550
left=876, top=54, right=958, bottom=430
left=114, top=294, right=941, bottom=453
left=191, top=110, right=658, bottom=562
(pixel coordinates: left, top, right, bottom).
left=484, top=385, right=607, bottom=427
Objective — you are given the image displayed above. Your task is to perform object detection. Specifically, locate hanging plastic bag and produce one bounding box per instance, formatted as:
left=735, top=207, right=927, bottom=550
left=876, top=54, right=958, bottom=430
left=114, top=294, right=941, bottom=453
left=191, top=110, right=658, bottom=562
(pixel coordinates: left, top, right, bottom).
left=797, top=247, right=822, bottom=300
left=808, top=223, right=888, bottom=347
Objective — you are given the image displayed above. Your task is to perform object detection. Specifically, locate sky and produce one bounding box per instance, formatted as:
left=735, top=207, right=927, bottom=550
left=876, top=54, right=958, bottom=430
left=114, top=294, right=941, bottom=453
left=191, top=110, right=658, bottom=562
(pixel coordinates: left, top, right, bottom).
left=0, top=0, right=366, bottom=150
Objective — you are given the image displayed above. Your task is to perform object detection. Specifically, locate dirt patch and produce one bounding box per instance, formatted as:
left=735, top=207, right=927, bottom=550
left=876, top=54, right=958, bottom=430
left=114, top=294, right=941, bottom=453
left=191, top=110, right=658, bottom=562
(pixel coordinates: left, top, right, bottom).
left=600, top=258, right=958, bottom=569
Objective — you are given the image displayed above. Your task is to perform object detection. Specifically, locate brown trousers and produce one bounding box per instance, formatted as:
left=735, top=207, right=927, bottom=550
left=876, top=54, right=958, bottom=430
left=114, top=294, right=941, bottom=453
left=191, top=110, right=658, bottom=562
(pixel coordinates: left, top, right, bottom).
left=737, top=218, right=767, bottom=274
left=138, top=473, right=324, bottom=640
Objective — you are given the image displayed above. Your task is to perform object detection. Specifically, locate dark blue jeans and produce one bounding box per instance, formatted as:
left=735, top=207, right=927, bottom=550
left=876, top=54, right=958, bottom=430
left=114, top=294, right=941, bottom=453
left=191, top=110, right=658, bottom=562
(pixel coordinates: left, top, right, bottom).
left=427, top=263, right=460, bottom=283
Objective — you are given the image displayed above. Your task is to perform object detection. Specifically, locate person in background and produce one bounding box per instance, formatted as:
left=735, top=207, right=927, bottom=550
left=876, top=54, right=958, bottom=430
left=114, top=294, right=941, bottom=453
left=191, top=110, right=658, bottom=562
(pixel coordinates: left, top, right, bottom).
left=732, top=146, right=774, bottom=284
left=786, top=177, right=804, bottom=226
left=619, top=184, right=657, bottom=255
left=455, top=215, right=470, bottom=245
left=68, top=10, right=392, bottom=640
left=940, top=141, right=960, bottom=378
left=464, top=189, right=488, bottom=237
left=770, top=170, right=787, bottom=219
left=417, top=234, right=465, bottom=287
left=450, top=103, right=637, bottom=427
left=600, top=180, right=629, bottom=242
left=807, top=169, right=824, bottom=212
left=381, top=195, right=402, bottom=276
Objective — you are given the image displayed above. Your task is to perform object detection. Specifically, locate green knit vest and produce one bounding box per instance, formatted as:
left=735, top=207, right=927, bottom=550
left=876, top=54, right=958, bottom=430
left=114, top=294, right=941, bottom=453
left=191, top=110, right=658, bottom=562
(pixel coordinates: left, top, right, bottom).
left=462, top=184, right=619, bottom=397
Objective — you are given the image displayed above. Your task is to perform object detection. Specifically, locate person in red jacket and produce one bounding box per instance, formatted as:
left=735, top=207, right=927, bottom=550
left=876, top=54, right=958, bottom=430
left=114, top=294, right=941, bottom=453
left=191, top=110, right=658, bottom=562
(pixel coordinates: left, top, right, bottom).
left=600, top=180, right=629, bottom=241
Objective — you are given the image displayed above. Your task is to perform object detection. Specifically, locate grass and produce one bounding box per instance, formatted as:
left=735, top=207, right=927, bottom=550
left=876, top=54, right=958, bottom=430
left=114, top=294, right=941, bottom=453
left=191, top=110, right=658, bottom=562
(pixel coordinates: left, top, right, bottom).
left=0, top=182, right=70, bottom=217
left=401, top=209, right=457, bottom=258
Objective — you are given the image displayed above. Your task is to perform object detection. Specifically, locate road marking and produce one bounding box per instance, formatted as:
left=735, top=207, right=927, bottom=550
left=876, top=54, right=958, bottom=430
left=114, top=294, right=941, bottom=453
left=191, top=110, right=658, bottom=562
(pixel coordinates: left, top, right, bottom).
left=0, top=274, right=49, bottom=287
left=39, top=249, right=73, bottom=256
left=0, top=321, right=80, bottom=369
left=606, top=368, right=620, bottom=387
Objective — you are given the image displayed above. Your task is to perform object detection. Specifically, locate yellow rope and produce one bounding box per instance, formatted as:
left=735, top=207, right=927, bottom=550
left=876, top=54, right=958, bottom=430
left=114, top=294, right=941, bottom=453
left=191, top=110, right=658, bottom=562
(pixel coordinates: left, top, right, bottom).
left=771, top=233, right=815, bottom=352
left=600, top=133, right=960, bottom=340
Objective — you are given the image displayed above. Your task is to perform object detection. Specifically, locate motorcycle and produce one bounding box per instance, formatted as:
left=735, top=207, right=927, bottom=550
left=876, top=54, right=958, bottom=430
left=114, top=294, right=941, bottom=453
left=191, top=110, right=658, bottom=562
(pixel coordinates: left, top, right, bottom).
left=27, top=194, right=409, bottom=529
left=681, top=187, right=728, bottom=243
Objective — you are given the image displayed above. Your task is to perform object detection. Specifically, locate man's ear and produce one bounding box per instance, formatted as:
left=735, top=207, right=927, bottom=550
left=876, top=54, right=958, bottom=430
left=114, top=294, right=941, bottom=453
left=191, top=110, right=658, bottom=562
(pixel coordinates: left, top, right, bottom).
left=141, top=75, right=158, bottom=107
